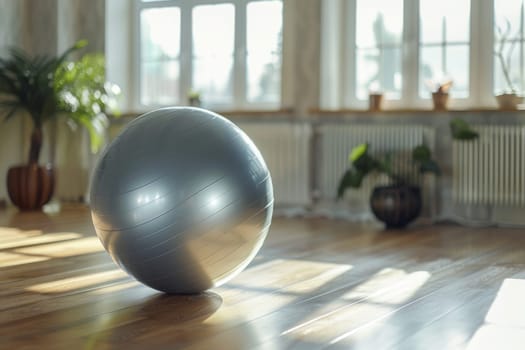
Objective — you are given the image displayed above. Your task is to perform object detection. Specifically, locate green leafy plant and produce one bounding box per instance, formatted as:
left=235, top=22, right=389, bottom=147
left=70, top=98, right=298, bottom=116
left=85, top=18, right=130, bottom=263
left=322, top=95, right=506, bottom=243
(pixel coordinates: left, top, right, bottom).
left=0, top=40, right=118, bottom=163
left=187, top=89, right=201, bottom=107
left=55, top=53, right=120, bottom=153
left=450, top=118, right=479, bottom=140
left=337, top=143, right=440, bottom=199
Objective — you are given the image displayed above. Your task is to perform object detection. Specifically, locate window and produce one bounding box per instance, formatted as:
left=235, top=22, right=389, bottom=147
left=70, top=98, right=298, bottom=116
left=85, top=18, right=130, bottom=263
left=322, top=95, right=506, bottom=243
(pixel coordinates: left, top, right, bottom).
left=322, top=0, right=522, bottom=109
left=136, top=0, right=283, bottom=109
left=344, top=0, right=472, bottom=108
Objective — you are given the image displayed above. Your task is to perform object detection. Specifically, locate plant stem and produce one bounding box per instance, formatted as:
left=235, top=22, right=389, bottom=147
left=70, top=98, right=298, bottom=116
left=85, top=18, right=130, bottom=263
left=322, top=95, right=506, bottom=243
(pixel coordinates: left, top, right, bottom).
left=28, top=127, right=43, bottom=164
left=496, top=52, right=517, bottom=93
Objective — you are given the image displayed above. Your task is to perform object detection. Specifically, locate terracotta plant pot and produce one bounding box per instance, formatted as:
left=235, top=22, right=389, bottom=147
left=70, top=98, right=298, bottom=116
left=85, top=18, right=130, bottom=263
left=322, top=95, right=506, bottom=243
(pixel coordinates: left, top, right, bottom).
left=370, top=184, right=422, bottom=229
left=368, top=93, right=383, bottom=111
left=495, top=93, right=523, bottom=110
left=432, top=92, right=449, bottom=111
left=7, top=164, right=55, bottom=211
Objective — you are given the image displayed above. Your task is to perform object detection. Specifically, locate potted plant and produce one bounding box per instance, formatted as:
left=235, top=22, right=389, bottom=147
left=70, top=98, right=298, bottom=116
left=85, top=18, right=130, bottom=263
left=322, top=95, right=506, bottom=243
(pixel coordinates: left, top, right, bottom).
left=367, top=81, right=383, bottom=111
left=426, top=77, right=453, bottom=111
left=187, top=90, right=202, bottom=107
left=494, top=19, right=523, bottom=110
left=0, top=41, right=119, bottom=210
left=450, top=118, right=479, bottom=141
left=337, top=143, right=441, bottom=228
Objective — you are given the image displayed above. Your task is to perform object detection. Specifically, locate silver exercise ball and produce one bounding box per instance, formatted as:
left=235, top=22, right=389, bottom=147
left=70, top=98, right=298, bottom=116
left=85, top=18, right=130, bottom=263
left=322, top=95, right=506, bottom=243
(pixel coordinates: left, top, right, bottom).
left=90, top=107, right=274, bottom=294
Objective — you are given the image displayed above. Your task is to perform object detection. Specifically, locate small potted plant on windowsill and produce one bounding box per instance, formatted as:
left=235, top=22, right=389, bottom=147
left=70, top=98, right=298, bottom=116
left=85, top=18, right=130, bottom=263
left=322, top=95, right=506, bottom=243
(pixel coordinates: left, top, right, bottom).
left=427, top=77, right=453, bottom=111
left=368, top=81, right=383, bottom=112
left=495, top=19, right=523, bottom=110
left=337, top=143, right=441, bottom=228
left=187, top=90, right=202, bottom=107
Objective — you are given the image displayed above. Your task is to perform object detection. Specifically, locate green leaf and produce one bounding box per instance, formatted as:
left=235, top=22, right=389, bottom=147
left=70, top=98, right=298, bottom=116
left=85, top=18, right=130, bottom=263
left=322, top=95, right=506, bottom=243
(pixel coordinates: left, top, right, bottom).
left=377, top=152, right=393, bottom=177
left=412, top=144, right=441, bottom=176
left=337, top=169, right=365, bottom=199
left=349, top=143, right=382, bottom=174
left=349, top=143, right=368, bottom=163
left=450, top=118, right=479, bottom=140
left=412, top=144, right=431, bottom=162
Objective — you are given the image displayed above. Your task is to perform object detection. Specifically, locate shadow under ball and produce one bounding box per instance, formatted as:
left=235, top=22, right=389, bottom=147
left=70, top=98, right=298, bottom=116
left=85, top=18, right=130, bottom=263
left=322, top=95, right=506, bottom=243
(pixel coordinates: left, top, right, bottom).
left=90, top=107, right=274, bottom=294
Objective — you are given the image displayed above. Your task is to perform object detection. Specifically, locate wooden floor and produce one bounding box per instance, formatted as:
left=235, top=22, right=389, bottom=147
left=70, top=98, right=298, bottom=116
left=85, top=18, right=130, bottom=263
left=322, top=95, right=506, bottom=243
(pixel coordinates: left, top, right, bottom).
left=1, top=206, right=525, bottom=349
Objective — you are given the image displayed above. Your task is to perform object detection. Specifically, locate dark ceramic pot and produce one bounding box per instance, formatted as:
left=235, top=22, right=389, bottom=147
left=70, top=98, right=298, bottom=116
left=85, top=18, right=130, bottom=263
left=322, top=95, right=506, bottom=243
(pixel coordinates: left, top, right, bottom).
left=7, top=163, right=54, bottom=211
left=370, top=184, right=422, bottom=229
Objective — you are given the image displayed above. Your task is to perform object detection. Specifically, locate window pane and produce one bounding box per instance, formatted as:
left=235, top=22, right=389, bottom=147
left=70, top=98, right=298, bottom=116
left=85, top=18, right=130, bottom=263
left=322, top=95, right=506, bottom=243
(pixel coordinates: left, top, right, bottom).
left=419, top=0, right=470, bottom=99
left=420, top=0, right=470, bottom=44
left=140, top=8, right=180, bottom=61
left=356, top=47, right=401, bottom=100
left=419, top=46, right=442, bottom=97
left=193, top=57, right=233, bottom=104
left=247, top=1, right=283, bottom=103
left=380, top=48, right=402, bottom=98
left=356, top=0, right=403, bottom=48
left=193, top=4, right=234, bottom=104
left=419, top=45, right=468, bottom=98
left=494, top=40, right=522, bottom=93
left=495, top=0, right=523, bottom=37
left=247, top=54, right=281, bottom=103
left=140, top=7, right=181, bottom=105
left=356, top=48, right=379, bottom=99
left=494, top=0, right=525, bottom=93
left=446, top=45, right=469, bottom=97
left=141, top=61, right=180, bottom=105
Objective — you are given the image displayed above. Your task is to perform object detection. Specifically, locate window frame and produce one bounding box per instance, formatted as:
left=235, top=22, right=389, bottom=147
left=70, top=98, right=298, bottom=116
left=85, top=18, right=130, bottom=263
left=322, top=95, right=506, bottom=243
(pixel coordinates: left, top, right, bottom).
left=323, top=0, right=497, bottom=110
left=134, top=0, right=283, bottom=111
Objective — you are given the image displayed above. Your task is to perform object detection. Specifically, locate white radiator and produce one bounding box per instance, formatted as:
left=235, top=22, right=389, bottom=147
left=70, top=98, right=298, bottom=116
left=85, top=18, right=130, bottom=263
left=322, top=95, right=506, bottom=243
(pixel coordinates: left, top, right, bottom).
left=453, top=125, right=525, bottom=206
left=236, top=122, right=312, bottom=206
left=318, top=124, right=434, bottom=201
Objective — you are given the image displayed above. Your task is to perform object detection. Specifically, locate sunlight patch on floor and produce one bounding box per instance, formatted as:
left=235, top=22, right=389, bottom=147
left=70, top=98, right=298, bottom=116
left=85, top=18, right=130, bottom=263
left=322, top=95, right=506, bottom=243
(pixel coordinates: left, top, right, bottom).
left=466, top=325, right=525, bottom=350
left=330, top=271, right=431, bottom=345
left=0, top=232, right=82, bottom=250
left=14, top=237, right=104, bottom=257
left=0, top=227, right=42, bottom=240
left=92, top=280, right=140, bottom=295
left=26, top=269, right=128, bottom=294
left=227, top=258, right=353, bottom=292
left=0, top=251, right=50, bottom=267
left=281, top=268, right=431, bottom=345
left=467, top=278, right=525, bottom=350
left=363, top=270, right=431, bottom=305
left=484, top=278, right=525, bottom=327
left=204, top=259, right=352, bottom=325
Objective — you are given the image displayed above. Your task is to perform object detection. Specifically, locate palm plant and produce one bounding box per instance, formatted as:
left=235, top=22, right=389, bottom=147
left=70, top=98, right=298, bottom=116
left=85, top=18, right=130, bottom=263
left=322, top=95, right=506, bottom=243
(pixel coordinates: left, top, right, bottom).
left=0, top=40, right=117, bottom=164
